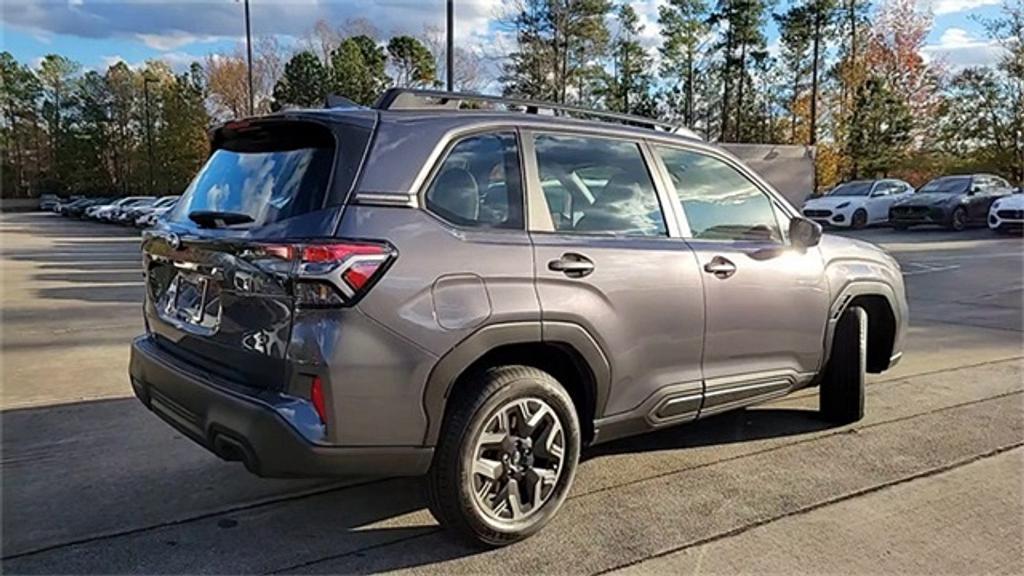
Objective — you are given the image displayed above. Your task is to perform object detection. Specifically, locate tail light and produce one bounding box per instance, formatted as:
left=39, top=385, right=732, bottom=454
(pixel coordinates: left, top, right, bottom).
left=257, top=240, right=396, bottom=307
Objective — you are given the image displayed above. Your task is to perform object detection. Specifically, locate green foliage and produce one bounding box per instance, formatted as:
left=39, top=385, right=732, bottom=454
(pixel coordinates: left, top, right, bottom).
left=387, top=35, right=437, bottom=88
left=658, top=0, right=709, bottom=125
left=273, top=51, right=328, bottom=109
left=0, top=52, right=211, bottom=198
left=847, top=76, right=913, bottom=177
left=501, top=0, right=612, bottom=104
left=602, top=3, right=656, bottom=116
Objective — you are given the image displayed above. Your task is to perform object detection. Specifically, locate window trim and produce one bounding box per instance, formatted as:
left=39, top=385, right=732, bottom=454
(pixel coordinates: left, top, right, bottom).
left=521, top=128, right=675, bottom=239
left=647, top=141, right=794, bottom=245
left=416, top=128, right=527, bottom=233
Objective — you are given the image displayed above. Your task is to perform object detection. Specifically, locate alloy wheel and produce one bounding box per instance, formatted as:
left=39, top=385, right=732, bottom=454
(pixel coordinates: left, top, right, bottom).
left=469, top=397, right=565, bottom=524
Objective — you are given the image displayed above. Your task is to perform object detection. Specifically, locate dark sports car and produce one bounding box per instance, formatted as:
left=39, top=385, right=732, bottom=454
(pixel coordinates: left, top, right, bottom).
left=889, top=174, right=1015, bottom=231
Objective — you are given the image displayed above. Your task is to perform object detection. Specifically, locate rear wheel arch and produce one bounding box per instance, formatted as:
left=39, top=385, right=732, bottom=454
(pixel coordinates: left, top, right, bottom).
left=422, top=322, right=610, bottom=447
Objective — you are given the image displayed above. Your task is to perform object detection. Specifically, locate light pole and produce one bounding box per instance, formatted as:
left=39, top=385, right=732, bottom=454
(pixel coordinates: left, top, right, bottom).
left=244, top=0, right=254, bottom=115
left=446, top=0, right=454, bottom=91
left=143, top=76, right=157, bottom=196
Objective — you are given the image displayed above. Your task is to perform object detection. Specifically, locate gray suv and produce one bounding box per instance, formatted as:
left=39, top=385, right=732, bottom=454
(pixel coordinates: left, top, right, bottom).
left=130, top=89, right=907, bottom=546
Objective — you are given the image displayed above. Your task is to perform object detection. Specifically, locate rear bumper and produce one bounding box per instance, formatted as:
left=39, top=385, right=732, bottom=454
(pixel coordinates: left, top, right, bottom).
left=130, top=336, right=433, bottom=478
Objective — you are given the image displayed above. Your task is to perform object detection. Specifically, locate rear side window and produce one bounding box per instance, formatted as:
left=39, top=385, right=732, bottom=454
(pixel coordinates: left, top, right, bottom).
left=533, top=134, right=666, bottom=237
left=169, top=122, right=334, bottom=227
left=424, top=133, right=523, bottom=229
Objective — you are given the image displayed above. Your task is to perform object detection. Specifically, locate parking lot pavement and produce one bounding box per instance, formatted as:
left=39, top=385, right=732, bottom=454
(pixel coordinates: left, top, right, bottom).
left=2, top=214, right=1022, bottom=574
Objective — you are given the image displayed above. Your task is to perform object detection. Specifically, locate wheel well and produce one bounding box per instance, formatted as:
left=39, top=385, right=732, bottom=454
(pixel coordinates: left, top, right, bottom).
left=849, top=295, right=896, bottom=373
left=446, top=342, right=597, bottom=444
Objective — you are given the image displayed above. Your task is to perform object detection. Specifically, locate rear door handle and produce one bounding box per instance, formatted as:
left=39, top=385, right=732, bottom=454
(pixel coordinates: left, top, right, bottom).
left=548, top=253, right=595, bottom=278
left=703, top=256, right=737, bottom=279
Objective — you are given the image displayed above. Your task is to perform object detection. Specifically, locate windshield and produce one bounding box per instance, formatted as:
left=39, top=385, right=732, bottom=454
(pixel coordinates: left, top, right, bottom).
left=168, top=124, right=334, bottom=228
left=828, top=182, right=873, bottom=197
left=918, top=177, right=970, bottom=195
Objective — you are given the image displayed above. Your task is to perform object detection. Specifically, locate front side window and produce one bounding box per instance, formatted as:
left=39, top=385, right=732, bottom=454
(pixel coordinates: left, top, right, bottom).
left=533, top=134, right=666, bottom=237
left=656, top=146, right=782, bottom=242
left=424, top=133, right=523, bottom=229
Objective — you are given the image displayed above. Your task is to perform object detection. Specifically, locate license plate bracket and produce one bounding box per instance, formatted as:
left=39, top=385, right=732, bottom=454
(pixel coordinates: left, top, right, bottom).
left=174, top=275, right=208, bottom=324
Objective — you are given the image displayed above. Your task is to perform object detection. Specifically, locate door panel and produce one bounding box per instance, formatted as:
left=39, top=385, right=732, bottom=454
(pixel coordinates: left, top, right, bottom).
left=526, top=132, right=705, bottom=418
left=652, top=145, right=830, bottom=385
left=687, top=241, right=829, bottom=380
left=533, top=236, right=705, bottom=417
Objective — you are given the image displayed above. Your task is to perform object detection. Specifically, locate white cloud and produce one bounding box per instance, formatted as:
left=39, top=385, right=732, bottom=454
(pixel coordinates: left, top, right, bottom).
left=921, top=27, right=1006, bottom=68
left=930, top=0, right=1003, bottom=15
left=136, top=31, right=216, bottom=51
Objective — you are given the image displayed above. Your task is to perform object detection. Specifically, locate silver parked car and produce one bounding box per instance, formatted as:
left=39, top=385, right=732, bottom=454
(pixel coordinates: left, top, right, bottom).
left=131, top=89, right=908, bottom=546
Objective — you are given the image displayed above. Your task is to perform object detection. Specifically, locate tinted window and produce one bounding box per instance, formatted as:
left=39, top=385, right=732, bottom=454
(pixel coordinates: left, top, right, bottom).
left=534, top=134, right=666, bottom=237
left=917, top=177, right=970, bottom=194
left=657, top=147, right=782, bottom=242
left=170, top=124, right=334, bottom=227
left=425, top=133, right=523, bottom=229
left=829, top=182, right=873, bottom=197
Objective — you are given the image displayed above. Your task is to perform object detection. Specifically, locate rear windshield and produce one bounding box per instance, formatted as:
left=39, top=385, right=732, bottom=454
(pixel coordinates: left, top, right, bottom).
left=168, top=122, right=335, bottom=228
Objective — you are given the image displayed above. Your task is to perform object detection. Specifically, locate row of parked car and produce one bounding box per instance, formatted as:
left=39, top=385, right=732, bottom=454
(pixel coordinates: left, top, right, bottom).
left=802, top=173, right=1023, bottom=233
left=42, top=195, right=180, bottom=228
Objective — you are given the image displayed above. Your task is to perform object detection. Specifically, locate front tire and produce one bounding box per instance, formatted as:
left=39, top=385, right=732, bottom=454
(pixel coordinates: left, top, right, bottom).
left=820, top=306, right=867, bottom=424
left=851, top=209, right=868, bottom=230
left=425, top=365, right=581, bottom=547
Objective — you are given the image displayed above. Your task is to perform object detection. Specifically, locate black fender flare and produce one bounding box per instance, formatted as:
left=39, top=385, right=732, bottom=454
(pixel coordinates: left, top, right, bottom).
left=420, top=321, right=611, bottom=446
left=820, top=280, right=902, bottom=374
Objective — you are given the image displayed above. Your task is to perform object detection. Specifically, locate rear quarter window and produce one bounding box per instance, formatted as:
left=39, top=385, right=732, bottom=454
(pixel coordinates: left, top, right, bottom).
left=168, top=121, right=336, bottom=228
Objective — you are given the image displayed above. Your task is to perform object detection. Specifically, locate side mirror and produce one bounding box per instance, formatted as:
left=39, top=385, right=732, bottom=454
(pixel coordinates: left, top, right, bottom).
left=789, top=217, right=822, bottom=249
left=969, top=185, right=982, bottom=195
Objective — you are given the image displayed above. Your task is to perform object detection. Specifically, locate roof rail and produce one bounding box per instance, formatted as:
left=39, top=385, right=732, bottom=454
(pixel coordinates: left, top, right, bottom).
left=373, top=88, right=699, bottom=138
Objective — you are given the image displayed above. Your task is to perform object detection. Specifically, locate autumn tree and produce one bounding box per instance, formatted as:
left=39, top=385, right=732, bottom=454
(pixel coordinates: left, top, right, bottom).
left=205, top=53, right=248, bottom=119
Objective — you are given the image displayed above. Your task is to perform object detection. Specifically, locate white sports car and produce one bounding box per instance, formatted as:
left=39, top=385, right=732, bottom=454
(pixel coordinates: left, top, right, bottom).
left=988, top=190, right=1024, bottom=233
left=802, top=179, right=914, bottom=229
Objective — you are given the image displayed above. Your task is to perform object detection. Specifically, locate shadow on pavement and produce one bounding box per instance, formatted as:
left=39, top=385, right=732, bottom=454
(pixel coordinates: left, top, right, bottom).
left=1, top=395, right=837, bottom=573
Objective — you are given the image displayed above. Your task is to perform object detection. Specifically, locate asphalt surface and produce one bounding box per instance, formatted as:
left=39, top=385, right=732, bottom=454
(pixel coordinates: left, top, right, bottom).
left=1, top=213, right=1022, bottom=574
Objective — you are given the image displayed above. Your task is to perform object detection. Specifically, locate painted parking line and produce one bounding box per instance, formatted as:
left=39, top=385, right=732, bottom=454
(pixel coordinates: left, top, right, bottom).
left=902, top=262, right=962, bottom=276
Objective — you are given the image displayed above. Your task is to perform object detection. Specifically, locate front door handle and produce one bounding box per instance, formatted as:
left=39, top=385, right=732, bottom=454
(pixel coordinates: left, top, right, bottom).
left=548, top=253, right=595, bottom=278
left=703, top=256, right=737, bottom=279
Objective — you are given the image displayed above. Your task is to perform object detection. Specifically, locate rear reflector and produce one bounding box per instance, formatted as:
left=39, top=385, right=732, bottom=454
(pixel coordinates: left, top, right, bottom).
left=310, top=376, right=327, bottom=424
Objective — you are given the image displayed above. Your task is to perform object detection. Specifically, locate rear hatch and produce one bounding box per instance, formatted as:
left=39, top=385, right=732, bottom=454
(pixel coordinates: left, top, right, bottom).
left=142, top=116, right=372, bottom=391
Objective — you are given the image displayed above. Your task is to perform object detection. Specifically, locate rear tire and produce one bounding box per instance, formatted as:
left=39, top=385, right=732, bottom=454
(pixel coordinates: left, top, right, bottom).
left=425, top=365, right=580, bottom=547
left=820, top=306, right=867, bottom=424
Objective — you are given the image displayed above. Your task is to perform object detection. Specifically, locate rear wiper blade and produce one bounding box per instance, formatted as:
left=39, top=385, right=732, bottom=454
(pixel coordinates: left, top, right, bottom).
left=188, top=210, right=254, bottom=228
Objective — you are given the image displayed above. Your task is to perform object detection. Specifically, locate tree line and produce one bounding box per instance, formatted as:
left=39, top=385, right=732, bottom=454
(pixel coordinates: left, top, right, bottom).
left=1, top=1, right=1021, bottom=199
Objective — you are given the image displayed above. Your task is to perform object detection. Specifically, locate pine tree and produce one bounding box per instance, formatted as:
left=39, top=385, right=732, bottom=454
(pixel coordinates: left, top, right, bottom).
left=387, top=35, right=437, bottom=88
left=658, top=0, right=709, bottom=126
left=272, top=51, right=328, bottom=109
left=603, top=3, right=655, bottom=116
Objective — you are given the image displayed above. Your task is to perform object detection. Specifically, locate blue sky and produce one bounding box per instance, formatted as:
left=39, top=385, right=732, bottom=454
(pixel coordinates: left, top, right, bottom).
left=0, top=0, right=1010, bottom=78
